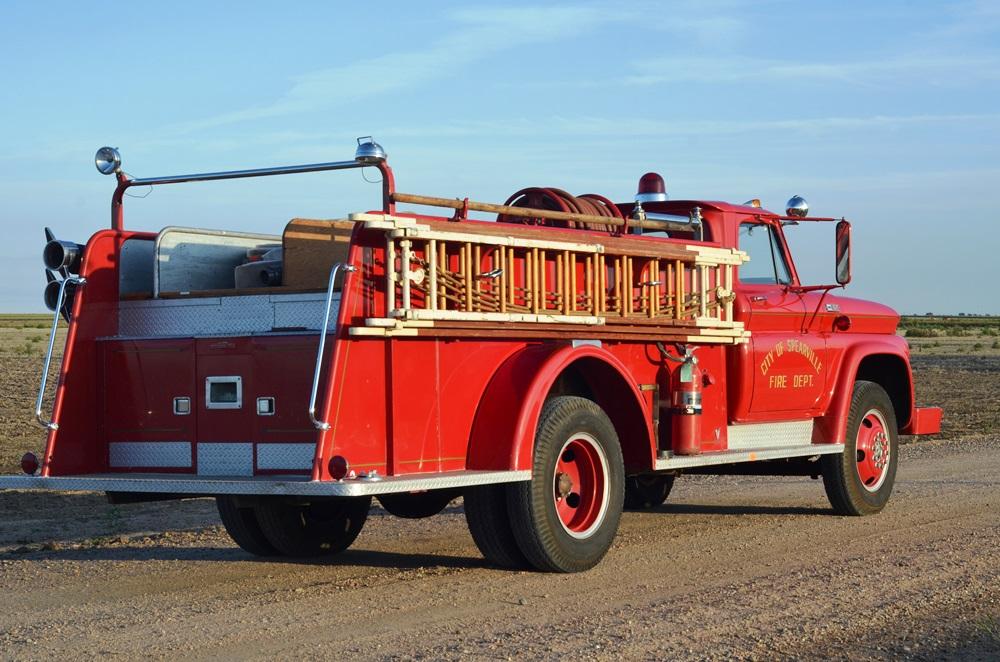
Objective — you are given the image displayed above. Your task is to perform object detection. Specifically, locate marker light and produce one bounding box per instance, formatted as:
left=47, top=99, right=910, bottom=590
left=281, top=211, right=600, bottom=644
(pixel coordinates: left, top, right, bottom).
left=635, top=172, right=668, bottom=203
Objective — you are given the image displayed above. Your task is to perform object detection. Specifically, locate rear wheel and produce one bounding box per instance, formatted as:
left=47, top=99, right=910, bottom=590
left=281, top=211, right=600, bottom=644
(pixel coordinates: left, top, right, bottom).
left=216, top=496, right=278, bottom=556
left=464, top=484, right=530, bottom=569
left=254, top=496, right=371, bottom=557
left=624, top=474, right=674, bottom=510
left=378, top=489, right=459, bottom=519
left=507, top=396, right=625, bottom=573
left=821, top=381, right=899, bottom=516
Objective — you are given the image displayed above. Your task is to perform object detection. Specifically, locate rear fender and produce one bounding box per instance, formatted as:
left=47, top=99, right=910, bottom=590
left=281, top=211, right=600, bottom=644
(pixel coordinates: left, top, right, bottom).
left=467, top=344, right=654, bottom=472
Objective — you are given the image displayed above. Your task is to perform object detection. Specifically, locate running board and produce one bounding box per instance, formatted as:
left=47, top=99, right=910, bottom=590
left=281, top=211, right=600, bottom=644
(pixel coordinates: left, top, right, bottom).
left=0, top=469, right=531, bottom=497
left=655, top=444, right=844, bottom=471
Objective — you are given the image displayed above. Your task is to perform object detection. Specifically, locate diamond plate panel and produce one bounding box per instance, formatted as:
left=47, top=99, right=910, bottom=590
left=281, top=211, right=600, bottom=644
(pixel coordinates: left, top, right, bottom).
left=197, top=443, right=253, bottom=476
left=273, top=293, right=340, bottom=330
left=655, top=443, right=843, bottom=471
left=109, top=442, right=191, bottom=468
left=256, top=443, right=315, bottom=471
left=118, top=294, right=339, bottom=337
left=725, top=420, right=814, bottom=450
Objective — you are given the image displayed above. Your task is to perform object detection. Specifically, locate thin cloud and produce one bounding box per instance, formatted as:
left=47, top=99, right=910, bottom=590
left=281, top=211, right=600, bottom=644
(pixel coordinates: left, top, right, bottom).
left=366, top=112, right=1000, bottom=141
left=625, top=54, right=1000, bottom=86
left=164, top=6, right=622, bottom=135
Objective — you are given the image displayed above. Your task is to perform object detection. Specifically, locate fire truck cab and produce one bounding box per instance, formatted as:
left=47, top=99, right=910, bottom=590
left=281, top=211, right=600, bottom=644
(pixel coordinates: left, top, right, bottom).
left=1, top=139, right=942, bottom=573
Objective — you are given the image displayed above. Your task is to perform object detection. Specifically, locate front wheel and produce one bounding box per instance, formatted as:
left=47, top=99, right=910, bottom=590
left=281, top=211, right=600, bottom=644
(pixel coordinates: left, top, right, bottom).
left=254, top=496, right=371, bottom=557
left=506, top=396, right=625, bottom=573
left=624, top=474, right=674, bottom=510
left=821, top=381, right=899, bottom=516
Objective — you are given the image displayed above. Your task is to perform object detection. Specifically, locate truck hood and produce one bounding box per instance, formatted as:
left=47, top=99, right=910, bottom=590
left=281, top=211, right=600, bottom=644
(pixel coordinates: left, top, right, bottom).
left=825, top=294, right=899, bottom=334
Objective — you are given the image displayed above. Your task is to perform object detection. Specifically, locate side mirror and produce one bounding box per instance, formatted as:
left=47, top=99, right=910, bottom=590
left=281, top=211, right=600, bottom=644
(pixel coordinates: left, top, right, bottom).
left=835, top=220, right=851, bottom=285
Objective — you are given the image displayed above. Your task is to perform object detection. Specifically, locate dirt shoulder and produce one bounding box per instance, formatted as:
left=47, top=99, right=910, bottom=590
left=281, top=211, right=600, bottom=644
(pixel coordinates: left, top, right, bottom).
left=0, top=434, right=996, bottom=661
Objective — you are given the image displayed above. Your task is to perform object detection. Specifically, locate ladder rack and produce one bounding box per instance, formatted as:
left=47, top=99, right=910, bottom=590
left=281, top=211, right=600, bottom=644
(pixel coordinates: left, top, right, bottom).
left=349, top=214, right=749, bottom=344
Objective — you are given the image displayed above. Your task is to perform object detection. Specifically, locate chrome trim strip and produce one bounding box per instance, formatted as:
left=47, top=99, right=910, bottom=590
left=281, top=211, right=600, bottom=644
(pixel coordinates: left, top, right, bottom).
left=655, top=443, right=843, bottom=471
left=0, top=470, right=532, bottom=497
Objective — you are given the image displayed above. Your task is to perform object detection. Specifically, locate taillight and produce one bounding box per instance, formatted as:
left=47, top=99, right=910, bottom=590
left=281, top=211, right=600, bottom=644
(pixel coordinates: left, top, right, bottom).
left=21, top=452, right=39, bottom=475
left=329, top=455, right=349, bottom=480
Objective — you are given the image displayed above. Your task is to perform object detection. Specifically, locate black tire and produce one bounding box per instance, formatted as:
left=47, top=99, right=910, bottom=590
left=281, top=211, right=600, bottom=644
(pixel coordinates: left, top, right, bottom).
left=506, top=396, right=625, bottom=573
left=464, top=484, right=530, bottom=569
left=254, top=496, right=371, bottom=557
left=624, top=474, right=674, bottom=510
left=821, top=381, right=899, bottom=516
left=378, top=489, right=459, bottom=519
left=216, top=496, right=279, bottom=556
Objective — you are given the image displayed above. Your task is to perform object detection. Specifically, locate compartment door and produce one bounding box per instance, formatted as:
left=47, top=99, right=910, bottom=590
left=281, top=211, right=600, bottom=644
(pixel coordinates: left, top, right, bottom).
left=196, top=339, right=254, bottom=476
left=103, top=339, right=196, bottom=472
left=250, top=336, right=323, bottom=475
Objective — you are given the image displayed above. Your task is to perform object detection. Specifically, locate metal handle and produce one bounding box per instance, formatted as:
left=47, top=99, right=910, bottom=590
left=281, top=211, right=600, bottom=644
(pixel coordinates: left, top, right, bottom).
left=35, top=276, right=85, bottom=430
left=309, top=263, right=356, bottom=431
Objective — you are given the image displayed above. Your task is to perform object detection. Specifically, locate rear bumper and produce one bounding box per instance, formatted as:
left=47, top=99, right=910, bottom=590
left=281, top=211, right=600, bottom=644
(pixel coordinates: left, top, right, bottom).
left=0, top=470, right=530, bottom=497
left=901, top=406, right=943, bottom=435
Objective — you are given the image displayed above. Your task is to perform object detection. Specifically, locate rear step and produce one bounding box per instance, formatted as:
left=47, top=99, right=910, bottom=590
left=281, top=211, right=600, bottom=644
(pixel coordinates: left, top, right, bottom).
left=0, top=469, right=530, bottom=497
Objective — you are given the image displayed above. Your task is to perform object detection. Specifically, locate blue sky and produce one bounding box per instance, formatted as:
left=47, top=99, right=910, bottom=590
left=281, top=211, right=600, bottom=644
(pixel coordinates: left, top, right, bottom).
left=1, top=1, right=997, bottom=313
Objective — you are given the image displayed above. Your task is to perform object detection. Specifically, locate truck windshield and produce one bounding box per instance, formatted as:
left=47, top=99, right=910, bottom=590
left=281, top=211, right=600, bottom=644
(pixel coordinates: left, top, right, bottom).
left=738, top=223, right=792, bottom=285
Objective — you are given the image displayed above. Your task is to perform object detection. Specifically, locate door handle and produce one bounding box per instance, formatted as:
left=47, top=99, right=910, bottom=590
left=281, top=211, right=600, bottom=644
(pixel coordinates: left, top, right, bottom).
left=750, top=295, right=767, bottom=302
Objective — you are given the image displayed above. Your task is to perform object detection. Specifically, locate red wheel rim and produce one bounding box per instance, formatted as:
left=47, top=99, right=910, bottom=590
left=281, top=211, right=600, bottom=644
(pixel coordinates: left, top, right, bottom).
left=553, top=433, right=609, bottom=538
left=856, top=409, right=890, bottom=492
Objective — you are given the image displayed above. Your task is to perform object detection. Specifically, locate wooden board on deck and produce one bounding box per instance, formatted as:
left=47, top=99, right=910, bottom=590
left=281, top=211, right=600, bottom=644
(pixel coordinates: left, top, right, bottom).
left=282, top=218, right=354, bottom=289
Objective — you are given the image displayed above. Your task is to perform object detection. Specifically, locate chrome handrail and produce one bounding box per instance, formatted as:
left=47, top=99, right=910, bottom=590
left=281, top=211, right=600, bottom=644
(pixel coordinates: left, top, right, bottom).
left=35, top=275, right=86, bottom=430
left=309, top=263, right=356, bottom=431
left=126, top=158, right=367, bottom=187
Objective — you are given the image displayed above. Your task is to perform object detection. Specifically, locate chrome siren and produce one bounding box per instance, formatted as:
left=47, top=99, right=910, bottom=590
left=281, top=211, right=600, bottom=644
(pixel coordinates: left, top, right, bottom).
left=785, top=195, right=809, bottom=217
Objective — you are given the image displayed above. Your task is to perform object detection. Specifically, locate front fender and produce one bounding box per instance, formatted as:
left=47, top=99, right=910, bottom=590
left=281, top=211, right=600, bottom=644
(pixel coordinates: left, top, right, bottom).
left=815, top=337, right=913, bottom=444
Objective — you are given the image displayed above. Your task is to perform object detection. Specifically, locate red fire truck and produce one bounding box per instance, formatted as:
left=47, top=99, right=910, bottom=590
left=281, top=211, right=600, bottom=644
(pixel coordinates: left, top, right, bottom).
left=1, top=139, right=942, bottom=572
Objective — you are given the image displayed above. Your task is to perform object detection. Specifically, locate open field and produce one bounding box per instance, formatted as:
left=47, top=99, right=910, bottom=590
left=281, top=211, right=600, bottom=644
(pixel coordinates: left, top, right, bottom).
left=0, top=315, right=997, bottom=659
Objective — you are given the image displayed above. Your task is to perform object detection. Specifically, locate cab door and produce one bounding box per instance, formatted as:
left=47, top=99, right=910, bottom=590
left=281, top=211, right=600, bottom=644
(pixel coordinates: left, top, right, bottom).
left=736, top=222, right=826, bottom=416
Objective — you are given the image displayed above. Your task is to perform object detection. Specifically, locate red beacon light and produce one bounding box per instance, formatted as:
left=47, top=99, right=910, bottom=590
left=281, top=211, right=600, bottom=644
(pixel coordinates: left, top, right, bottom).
left=635, top=172, right=668, bottom=204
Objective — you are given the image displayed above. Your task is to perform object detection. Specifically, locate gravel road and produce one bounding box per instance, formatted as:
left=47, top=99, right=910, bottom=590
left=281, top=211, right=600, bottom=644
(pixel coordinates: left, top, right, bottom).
left=1, top=434, right=997, bottom=661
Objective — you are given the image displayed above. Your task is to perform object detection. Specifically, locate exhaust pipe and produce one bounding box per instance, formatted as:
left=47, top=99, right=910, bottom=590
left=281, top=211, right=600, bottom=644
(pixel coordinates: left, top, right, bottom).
left=43, top=239, right=84, bottom=274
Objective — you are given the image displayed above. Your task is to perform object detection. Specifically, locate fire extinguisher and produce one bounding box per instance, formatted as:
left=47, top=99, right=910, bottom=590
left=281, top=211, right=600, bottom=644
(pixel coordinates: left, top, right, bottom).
left=659, top=343, right=702, bottom=456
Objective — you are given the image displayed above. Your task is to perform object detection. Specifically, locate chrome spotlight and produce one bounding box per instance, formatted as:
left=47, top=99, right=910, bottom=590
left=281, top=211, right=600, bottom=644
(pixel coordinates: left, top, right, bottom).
left=785, top=195, right=809, bottom=217
left=354, top=137, right=386, bottom=164
left=95, top=146, right=122, bottom=175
